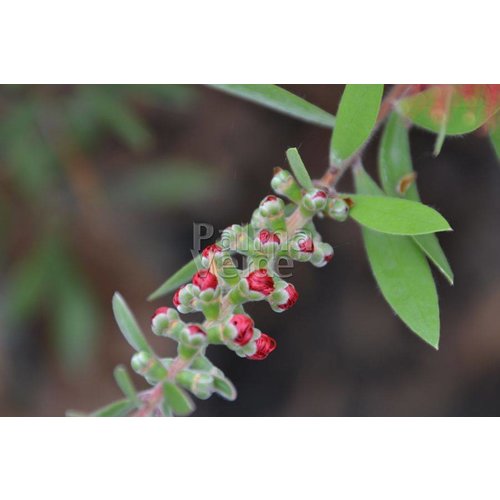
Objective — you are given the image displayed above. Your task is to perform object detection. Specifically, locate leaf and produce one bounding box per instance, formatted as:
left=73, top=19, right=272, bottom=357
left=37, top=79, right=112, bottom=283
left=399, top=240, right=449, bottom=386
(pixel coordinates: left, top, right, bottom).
left=148, top=255, right=201, bottom=301
left=489, top=115, right=500, bottom=160
left=286, top=148, right=314, bottom=190
left=213, top=375, right=237, bottom=401
left=354, top=167, right=440, bottom=348
left=114, top=365, right=140, bottom=406
left=210, top=84, right=335, bottom=128
left=398, top=86, right=499, bottom=136
left=90, top=399, right=134, bottom=417
left=378, top=112, right=454, bottom=284
left=348, top=195, right=452, bottom=235
left=112, top=292, right=153, bottom=354
left=330, top=84, right=384, bottom=164
left=162, top=381, right=195, bottom=416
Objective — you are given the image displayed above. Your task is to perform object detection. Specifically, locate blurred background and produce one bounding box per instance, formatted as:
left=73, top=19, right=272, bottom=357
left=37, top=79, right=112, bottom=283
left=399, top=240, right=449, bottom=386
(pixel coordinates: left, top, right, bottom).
left=0, top=84, right=499, bottom=416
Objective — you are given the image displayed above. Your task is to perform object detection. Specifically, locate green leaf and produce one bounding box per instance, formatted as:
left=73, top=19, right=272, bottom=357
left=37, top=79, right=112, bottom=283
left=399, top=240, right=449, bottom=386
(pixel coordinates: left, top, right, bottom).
left=330, top=84, right=384, bottom=164
left=90, top=398, right=134, bottom=417
left=114, top=365, right=140, bottom=406
left=148, top=255, right=201, bottom=301
left=489, top=115, right=500, bottom=160
left=210, top=84, right=335, bottom=128
left=286, top=148, right=314, bottom=190
left=348, top=195, right=452, bottom=235
left=112, top=292, right=153, bottom=354
left=378, top=112, right=454, bottom=284
left=213, top=375, right=237, bottom=401
left=398, top=86, right=499, bottom=136
left=354, top=167, right=440, bottom=348
left=162, top=381, right=195, bottom=416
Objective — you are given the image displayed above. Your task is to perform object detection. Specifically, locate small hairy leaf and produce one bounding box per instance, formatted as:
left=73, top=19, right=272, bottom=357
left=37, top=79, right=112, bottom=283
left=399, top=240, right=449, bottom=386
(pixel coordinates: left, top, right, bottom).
left=90, top=399, right=134, bottom=417
left=286, top=148, right=314, bottom=190
left=398, top=86, right=499, bottom=136
left=162, top=381, right=195, bottom=416
left=330, top=84, right=384, bottom=164
left=210, top=84, right=335, bottom=128
left=112, top=292, right=153, bottom=354
left=348, top=195, right=452, bottom=235
left=148, top=255, right=201, bottom=301
left=354, top=167, right=440, bottom=348
left=378, top=112, right=454, bottom=284
left=114, top=365, right=140, bottom=406
left=213, top=375, right=237, bottom=401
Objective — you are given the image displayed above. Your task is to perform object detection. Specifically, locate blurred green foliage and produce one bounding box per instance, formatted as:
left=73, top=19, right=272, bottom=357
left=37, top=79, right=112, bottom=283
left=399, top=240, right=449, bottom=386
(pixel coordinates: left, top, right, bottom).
left=0, top=84, right=218, bottom=375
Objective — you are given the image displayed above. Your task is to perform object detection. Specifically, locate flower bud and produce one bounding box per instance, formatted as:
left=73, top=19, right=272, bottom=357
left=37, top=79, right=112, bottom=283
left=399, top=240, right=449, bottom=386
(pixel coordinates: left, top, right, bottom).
left=176, top=370, right=214, bottom=400
left=201, top=244, right=223, bottom=268
left=246, top=269, right=275, bottom=296
left=229, top=314, right=254, bottom=346
left=270, top=168, right=302, bottom=204
left=192, top=270, right=218, bottom=291
left=301, top=189, right=328, bottom=213
left=247, top=334, right=277, bottom=361
left=178, top=324, right=208, bottom=348
left=151, top=306, right=181, bottom=336
left=325, top=197, right=349, bottom=222
left=254, top=229, right=281, bottom=254
left=131, top=351, right=167, bottom=382
left=259, top=195, right=285, bottom=218
left=172, top=284, right=197, bottom=314
left=269, top=283, right=299, bottom=312
left=289, top=231, right=315, bottom=262
left=220, top=224, right=249, bottom=253
left=310, top=242, right=334, bottom=268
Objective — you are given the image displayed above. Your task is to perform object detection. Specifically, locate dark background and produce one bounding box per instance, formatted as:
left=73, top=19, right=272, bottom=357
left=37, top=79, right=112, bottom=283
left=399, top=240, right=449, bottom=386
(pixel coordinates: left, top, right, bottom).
left=0, top=84, right=499, bottom=416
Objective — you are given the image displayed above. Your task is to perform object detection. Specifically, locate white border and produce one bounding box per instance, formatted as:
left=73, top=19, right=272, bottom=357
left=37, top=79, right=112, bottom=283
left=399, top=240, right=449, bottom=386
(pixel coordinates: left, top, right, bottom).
left=1, top=418, right=498, bottom=499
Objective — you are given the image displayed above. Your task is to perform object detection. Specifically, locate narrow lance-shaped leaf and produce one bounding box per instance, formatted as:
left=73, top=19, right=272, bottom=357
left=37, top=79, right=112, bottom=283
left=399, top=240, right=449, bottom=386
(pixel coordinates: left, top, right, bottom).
left=348, top=195, right=452, bottom=235
left=114, top=365, right=140, bottom=406
left=398, top=86, right=500, bottom=136
left=378, top=112, right=454, bottom=284
left=112, top=292, right=154, bottom=354
left=286, top=148, right=314, bottom=190
left=162, top=381, right=195, bottom=416
left=148, top=255, right=201, bottom=301
left=354, top=166, right=440, bottom=348
left=330, top=84, right=384, bottom=164
left=209, top=84, right=335, bottom=128
left=90, top=399, right=135, bottom=417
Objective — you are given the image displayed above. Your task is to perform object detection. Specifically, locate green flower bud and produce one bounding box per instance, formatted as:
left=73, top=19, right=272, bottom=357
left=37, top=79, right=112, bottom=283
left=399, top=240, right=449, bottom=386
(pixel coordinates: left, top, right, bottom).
left=325, top=197, right=349, bottom=222
left=270, top=168, right=303, bottom=204
left=176, top=370, right=214, bottom=400
left=289, top=230, right=315, bottom=262
left=301, top=189, right=328, bottom=214
left=310, top=242, right=334, bottom=268
left=131, top=351, right=167, bottom=383
left=259, top=195, right=285, bottom=218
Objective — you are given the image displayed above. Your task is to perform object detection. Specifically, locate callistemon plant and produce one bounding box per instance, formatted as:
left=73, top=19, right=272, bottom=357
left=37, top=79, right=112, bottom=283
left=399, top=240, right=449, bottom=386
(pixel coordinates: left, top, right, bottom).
left=71, top=84, right=499, bottom=417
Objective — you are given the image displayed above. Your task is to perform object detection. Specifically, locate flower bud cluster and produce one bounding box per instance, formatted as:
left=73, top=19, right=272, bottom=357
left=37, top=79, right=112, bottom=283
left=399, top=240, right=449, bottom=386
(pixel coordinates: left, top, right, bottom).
left=120, top=166, right=348, bottom=416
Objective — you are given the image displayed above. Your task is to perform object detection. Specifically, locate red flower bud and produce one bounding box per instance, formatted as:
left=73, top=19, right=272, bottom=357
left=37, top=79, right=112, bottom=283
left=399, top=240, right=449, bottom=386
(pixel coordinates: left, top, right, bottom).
left=173, top=286, right=184, bottom=307
left=258, top=229, right=280, bottom=245
left=248, top=334, right=277, bottom=360
left=192, top=270, right=218, bottom=291
left=152, top=306, right=170, bottom=320
left=263, top=195, right=277, bottom=203
left=230, top=314, right=254, bottom=346
left=298, top=237, right=314, bottom=253
left=188, top=325, right=206, bottom=337
left=313, top=190, right=327, bottom=199
left=324, top=251, right=334, bottom=263
left=202, top=244, right=222, bottom=259
left=278, top=284, right=299, bottom=310
left=246, top=269, right=275, bottom=296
